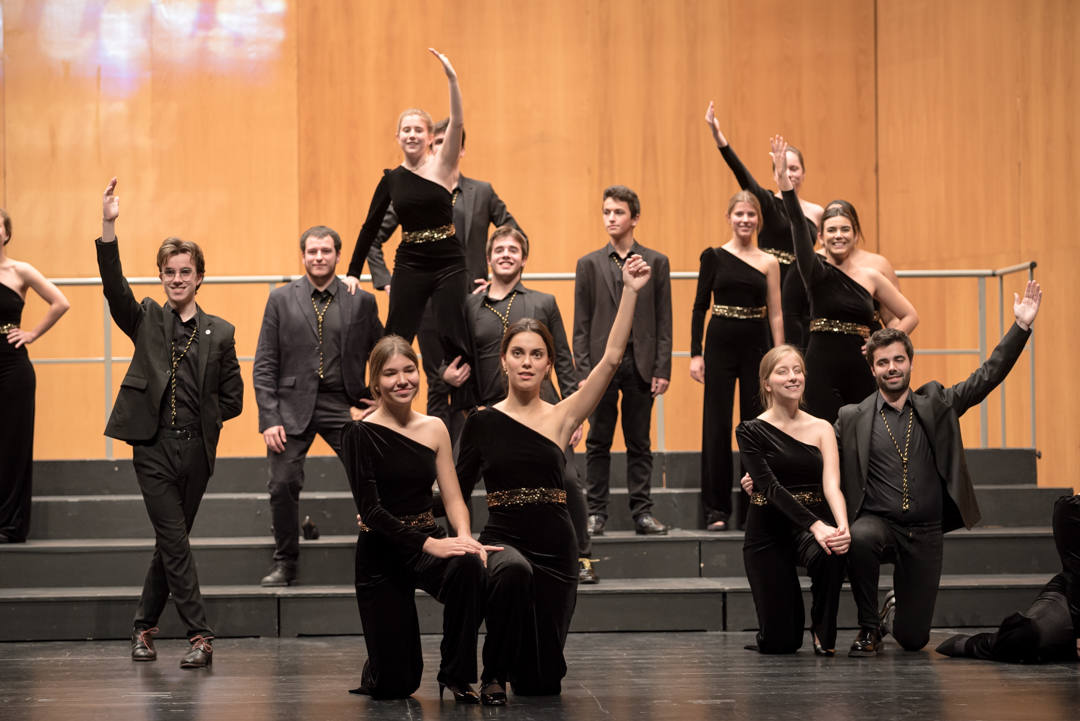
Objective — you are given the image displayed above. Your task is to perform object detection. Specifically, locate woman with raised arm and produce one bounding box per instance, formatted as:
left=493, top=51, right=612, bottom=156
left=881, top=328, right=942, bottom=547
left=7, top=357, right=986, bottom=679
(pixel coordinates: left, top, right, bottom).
left=345, top=49, right=475, bottom=397
left=0, top=209, right=70, bottom=543
left=772, top=135, right=918, bottom=422
left=690, top=191, right=783, bottom=532
left=737, top=344, right=849, bottom=655
left=456, top=256, right=652, bottom=704
left=342, top=335, right=500, bottom=702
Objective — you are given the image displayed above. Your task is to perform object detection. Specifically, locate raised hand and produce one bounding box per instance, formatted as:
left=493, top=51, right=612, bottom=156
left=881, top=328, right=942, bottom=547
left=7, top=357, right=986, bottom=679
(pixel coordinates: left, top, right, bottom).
left=428, top=48, right=457, bottom=79
left=769, top=135, right=792, bottom=192
left=103, top=177, right=119, bottom=222
left=1013, top=279, right=1042, bottom=331
left=622, top=254, right=652, bottom=293
left=704, top=101, right=728, bottom=147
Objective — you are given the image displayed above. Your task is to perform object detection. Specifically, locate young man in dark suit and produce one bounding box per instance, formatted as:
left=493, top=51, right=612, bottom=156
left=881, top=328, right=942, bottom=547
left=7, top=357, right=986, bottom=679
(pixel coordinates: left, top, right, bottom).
left=96, top=178, right=244, bottom=668
left=573, top=186, right=672, bottom=536
left=253, top=226, right=382, bottom=586
left=839, top=280, right=1042, bottom=656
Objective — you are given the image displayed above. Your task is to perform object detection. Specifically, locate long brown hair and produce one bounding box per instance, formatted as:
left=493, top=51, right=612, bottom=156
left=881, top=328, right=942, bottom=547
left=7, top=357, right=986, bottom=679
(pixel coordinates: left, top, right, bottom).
left=758, top=344, right=807, bottom=409
left=367, top=335, right=419, bottom=398
left=501, top=318, right=556, bottom=385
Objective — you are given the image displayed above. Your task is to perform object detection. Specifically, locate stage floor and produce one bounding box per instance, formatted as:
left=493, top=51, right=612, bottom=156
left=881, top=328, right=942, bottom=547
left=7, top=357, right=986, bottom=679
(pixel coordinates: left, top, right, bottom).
left=1, top=631, right=1077, bottom=721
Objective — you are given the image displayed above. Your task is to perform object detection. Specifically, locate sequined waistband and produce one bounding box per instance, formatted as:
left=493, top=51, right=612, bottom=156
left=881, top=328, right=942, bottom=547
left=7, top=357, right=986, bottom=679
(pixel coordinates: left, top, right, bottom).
left=712, top=304, right=767, bottom=320
left=401, top=223, right=456, bottom=244
left=750, top=490, right=825, bottom=507
left=487, top=488, right=567, bottom=508
left=762, top=247, right=796, bottom=265
left=0, top=323, right=16, bottom=334
left=359, top=509, right=436, bottom=533
left=810, top=318, right=871, bottom=339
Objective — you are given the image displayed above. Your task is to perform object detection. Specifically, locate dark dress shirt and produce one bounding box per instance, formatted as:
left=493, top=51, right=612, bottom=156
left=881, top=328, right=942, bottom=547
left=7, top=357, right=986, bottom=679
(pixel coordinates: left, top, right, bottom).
left=305, top=277, right=344, bottom=394
left=159, top=306, right=200, bottom=429
left=474, top=285, right=520, bottom=405
left=863, top=393, right=943, bottom=524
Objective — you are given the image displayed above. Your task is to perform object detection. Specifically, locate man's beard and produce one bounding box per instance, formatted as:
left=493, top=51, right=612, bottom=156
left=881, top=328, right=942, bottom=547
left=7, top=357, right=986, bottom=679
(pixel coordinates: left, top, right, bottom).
left=876, top=370, right=911, bottom=394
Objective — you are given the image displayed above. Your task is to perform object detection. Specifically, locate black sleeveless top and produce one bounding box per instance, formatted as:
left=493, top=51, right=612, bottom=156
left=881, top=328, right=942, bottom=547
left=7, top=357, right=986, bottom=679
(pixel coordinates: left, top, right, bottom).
left=0, top=283, right=24, bottom=326
left=690, top=247, right=768, bottom=356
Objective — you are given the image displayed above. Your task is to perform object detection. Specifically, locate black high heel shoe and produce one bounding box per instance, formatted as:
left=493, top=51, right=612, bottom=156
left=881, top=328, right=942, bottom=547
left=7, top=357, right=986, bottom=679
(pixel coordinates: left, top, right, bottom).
left=480, top=680, right=508, bottom=706
left=438, top=680, right=480, bottom=704
left=812, top=631, right=835, bottom=657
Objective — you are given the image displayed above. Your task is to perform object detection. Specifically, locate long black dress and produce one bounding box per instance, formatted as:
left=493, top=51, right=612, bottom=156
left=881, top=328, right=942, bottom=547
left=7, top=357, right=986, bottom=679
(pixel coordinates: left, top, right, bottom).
left=0, top=283, right=34, bottom=543
left=348, top=168, right=472, bottom=376
left=457, top=407, right=577, bottom=695
left=785, top=190, right=877, bottom=422
left=736, top=418, right=846, bottom=653
left=718, top=144, right=818, bottom=343
left=342, top=420, right=485, bottom=699
left=690, top=247, right=770, bottom=527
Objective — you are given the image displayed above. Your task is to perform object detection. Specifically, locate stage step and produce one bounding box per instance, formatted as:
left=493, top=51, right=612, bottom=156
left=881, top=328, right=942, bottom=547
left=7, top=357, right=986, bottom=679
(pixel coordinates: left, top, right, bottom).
left=0, top=575, right=1050, bottom=642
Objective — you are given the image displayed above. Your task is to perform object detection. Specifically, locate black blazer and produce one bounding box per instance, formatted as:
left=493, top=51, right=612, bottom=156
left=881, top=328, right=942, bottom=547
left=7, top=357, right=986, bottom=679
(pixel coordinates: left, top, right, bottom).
left=252, top=278, right=382, bottom=435
left=96, top=238, right=243, bottom=472
left=836, top=323, right=1032, bottom=532
left=572, top=241, right=673, bottom=383
left=362, top=174, right=524, bottom=288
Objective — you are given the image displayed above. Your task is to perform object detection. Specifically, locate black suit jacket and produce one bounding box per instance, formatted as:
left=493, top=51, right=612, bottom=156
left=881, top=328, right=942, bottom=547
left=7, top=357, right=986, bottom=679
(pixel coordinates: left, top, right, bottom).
left=252, top=278, right=382, bottom=435
left=836, top=323, right=1032, bottom=532
left=96, top=238, right=243, bottom=472
left=363, top=174, right=524, bottom=288
left=572, top=241, right=673, bottom=383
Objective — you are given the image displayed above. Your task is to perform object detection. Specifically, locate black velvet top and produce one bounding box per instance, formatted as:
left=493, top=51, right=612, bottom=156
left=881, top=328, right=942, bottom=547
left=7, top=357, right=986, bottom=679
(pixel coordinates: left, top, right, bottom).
left=0, top=283, right=24, bottom=326
left=736, top=418, right=826, bottom=530
left=690, top=247, right=768, bottom=357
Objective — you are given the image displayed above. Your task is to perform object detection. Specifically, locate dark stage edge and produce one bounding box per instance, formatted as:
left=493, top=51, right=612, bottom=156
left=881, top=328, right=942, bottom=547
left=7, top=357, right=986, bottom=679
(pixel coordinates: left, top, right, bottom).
left=0, top=632, right=1076, bottom=721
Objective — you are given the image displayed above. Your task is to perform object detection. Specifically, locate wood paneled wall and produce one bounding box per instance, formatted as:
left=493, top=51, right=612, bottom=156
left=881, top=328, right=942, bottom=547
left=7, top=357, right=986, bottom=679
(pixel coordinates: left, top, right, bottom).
left=2, top=0, right=1074, bottom=486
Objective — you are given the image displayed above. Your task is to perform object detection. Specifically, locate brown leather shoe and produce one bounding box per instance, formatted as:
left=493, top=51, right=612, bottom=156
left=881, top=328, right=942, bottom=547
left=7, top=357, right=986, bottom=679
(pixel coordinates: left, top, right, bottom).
left=131, top=626, right=158, bottom=662
left=634, top=513, right=668, bottom=535
left=848, top=627, right=883, bottom=657
left=180, top=635, right=214, bottom=669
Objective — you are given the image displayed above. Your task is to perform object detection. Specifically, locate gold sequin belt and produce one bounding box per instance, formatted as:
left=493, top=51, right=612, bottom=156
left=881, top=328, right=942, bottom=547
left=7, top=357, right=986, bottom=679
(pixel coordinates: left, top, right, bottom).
left=810, top=318, right=871, bottom=339
left=487, top=488, right=567, bottom=508
left=712, top=304, right=767, bottom=320
left=401, top=223, right=456, bottom=244
left=0, top=323, right=16, bottom=334
left=762, top=247, right=796, bottom=265
left=358, top=509, right=436, bottom=532
left=750, top=490, right=825, bottom=507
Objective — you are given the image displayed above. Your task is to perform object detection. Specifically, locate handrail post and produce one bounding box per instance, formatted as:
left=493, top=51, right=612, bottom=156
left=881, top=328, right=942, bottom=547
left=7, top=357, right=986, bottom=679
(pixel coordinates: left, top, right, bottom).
left=998, top=274, right=1007, bottom=445
left=1029, top=265, right=1037, bottom=449
left=978, top=277, right=988, bottom=448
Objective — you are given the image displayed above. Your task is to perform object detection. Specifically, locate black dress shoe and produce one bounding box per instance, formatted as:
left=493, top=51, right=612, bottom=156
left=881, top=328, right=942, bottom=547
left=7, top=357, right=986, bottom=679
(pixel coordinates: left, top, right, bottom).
left=131, top=626, right=158, bottom=662
left=260, top=562, right=296, bottom=587
left=439, top=680, right=480, bottom=704
left=880, top=590, right=896, bottom=638
left=634, top=513, right=668, bottom=535
left=480, top=681, right=507, bottom=706
left=586, top=514, right=606, bottom=537
left=180, top=635, right=213, bottom=668
left=578, top=558, right=599, bottom=584
left=848, top=627, right=883, bottom=657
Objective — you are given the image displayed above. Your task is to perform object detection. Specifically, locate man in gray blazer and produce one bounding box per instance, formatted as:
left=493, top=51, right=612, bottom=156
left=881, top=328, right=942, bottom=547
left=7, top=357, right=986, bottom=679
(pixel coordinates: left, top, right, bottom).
left=253, top=226, right=382, bottom=586
left=573, top=186, right=672, bottom=536
left=840, top=281, right=1042, bottom=656
left=361, top=120, right=523, bottom=430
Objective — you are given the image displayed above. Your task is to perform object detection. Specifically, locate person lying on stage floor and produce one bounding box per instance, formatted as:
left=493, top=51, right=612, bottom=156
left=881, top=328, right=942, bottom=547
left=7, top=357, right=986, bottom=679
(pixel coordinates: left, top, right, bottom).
left=936, top=493, right=1079, bottom=663
left=839, top=280, right=1042, bottom=657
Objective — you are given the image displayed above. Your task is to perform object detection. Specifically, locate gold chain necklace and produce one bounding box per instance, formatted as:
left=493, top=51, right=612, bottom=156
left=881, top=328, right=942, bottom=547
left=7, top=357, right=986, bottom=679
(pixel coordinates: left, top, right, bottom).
left=483, top=290, right=518, bottom=331
left=169, top=317, right=199, bottom=426
left=879, top=404, right=914, bottom=512
left=610, top=253, right=625, bottom=270
left=311, top=292, right=334, bottom=379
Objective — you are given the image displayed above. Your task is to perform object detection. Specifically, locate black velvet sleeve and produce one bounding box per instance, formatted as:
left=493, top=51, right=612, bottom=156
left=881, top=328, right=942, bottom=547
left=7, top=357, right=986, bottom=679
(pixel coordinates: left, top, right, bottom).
left=783, top=189, right=824, bottom=292
left=454, top=413, right=483, bottom=503
left=690, top=248, right=717, bottom=357
left=736, top=422, right=821, bottom=530
left=347, top=171, right=393, bottom=279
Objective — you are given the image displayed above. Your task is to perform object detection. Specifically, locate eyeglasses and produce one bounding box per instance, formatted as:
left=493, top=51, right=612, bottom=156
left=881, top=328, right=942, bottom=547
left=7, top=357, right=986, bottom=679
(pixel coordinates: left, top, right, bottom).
left=161, top=268, right=196, bottom=280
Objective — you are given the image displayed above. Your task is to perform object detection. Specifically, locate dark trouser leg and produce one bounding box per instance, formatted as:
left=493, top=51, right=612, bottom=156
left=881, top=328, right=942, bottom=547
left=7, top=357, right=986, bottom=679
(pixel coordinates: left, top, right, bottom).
left=584, top=374, right=620, bottom=518
left=891, top=523, right=943, bottom=651
left=619, top=358, right=655, bottom=519
left=416, top=299, right=453, bottom=429
left=848, top=513, right=894, bottom=630
left=266, top=426, right=317, bottom=565
left=353, top=535, right=424, bottom=699
left=701, top=326, right=736, bottom=524
left=743, top=522, right=804, bottom=653
left=429, top=263, right=477, bottom=407
left=0, top=352, right=34, bottom=542
left=482, top=545, right=535, bottom=684
left=511, top=564, right=576, bottom=696
left=385, top=264, right=437, bottom=345
left=414, top=551, right=486, bottom=685
left=563, top=447, right=591, bottom=556
left=312, top=392, right=352, bottom=460
left=734, top=342, right=764, bottom=528
left=133, top=437, right=213, bottom=637
left=780, top=262, right=809, bottom=352
left=798, top=528, right=847, bottom=651
left=1052, top=495, right=1080, bottom=634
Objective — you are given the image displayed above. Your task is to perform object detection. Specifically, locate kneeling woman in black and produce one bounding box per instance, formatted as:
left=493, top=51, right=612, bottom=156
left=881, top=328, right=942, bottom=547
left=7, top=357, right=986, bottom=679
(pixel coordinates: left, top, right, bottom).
left=737, top=344, right=850, bottom=655
left=342, top=335, right=500, bottom=702
left=457, top=255, right=653, bottom=703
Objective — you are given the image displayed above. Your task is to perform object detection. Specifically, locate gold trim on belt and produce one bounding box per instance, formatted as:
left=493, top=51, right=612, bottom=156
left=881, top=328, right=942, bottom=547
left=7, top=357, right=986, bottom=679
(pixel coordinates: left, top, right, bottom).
left=359, top=509, right=436, bottom=532
left=762, top=247, right=796, bottom=265
left=750, top=490, right=825, bottom=507
left=487, top=488, right=567, bottom=508
left=810, top=318, right=871, bottom=339
left=712, top=304, right=767, bottom=320
left=0, top=323, right=16, bottom=334
left=402, top=223, right=455, bottom=244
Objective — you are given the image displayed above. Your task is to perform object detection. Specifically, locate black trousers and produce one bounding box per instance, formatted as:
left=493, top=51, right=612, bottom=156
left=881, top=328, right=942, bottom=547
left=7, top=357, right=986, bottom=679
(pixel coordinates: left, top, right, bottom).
left=132, top=433, right=213, bottom=638
left=353, top=529, right=486, bottom=699
left=0, top=342, right=34, bottom=543
left=416, top=298, right=453, bottom=429
left=563, top=446, right=591, bottom=557
left=585, top=352, right=655, bottom=519
left=849, top=513, right=943, bottom=651
left=267, top=392, right=350, bottom=564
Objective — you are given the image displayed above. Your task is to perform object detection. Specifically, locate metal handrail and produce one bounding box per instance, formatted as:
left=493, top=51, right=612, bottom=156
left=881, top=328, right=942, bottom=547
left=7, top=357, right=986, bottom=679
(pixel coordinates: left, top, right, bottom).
left=37, top=262, right=1036, bottom=457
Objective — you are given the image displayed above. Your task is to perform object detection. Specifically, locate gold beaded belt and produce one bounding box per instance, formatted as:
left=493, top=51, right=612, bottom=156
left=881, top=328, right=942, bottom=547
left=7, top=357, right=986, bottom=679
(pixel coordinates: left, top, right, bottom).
left=487, top=488, right=567, bottom=508
left=402, top=223, right=456, bottom=244
left=750, top=490, right=825, bottom=507
left=762, top=247, right=796, bottom=265
left=0, top=323, right=16, bottom=334
left=358, top=509, right=436, bottom=532
left=810, top=318, right=871, bottom=339
left=712, top=304, right=767, bottom=320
